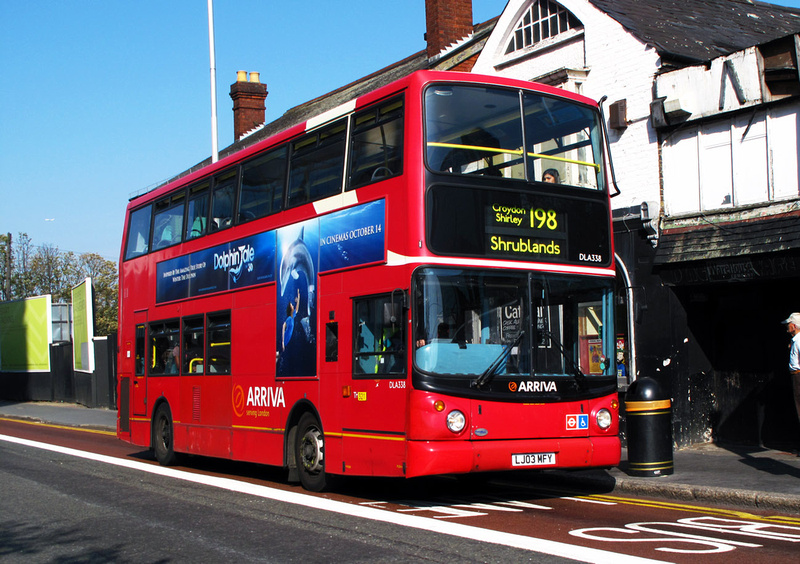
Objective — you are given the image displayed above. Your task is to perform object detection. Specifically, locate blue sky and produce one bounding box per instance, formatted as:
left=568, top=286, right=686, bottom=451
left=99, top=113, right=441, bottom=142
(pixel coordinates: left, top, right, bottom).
left=1, top=0, right=798, bottom=261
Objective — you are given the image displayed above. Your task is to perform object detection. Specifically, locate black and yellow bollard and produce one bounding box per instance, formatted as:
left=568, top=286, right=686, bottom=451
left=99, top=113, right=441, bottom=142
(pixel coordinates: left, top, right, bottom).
left=624, top=377, right=673, bottom=476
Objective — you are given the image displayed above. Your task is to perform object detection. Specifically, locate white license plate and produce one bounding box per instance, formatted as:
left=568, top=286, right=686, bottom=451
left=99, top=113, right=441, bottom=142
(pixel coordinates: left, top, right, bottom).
left=511, top=452, right=556, bottom=467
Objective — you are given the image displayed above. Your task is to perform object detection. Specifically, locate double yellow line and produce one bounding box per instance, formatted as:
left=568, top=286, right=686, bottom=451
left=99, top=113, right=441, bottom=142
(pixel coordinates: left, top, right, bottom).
left=581, top=493, right=800, bottom=525
left=0, top=416, right=116, bottom=437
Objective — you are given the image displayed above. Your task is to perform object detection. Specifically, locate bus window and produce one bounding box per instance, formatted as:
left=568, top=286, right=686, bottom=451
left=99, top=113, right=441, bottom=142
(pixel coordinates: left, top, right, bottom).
left=425, top=85, right=524, bottom=179
left=210, top=169, right=238, bottom=232
left=152, top=193, right=185, bottom=250
left=135, top=324, right=146, bottom=376
left=149, top=320, right=180, bottom=375
left=348, top=96, right=404, bottom=189
left=182, top=315, right=205, bottom=374
left=124, top=204, right=152, bottom=260
left=287, top=119, right=346, bottom=208
left=354, top=294, right=405, bottom=377
left=523, top=93, right=604, bottom=190
left=185, top=181, right=210, bottom=240
left=238, top=146, right=286, bottom=223
left=207, top=311, right=231, bottom=374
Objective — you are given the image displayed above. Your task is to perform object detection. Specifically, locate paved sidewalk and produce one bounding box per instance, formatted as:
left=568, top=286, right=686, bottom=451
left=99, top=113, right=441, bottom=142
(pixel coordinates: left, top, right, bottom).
left=2, top=400, right=799, bottom=513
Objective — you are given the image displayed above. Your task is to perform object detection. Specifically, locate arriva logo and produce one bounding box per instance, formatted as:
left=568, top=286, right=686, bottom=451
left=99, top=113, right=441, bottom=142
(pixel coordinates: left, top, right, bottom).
left=509, top=380, right=557, bottom=393
left=232, top=384, right=286, bottom=418
left=214, top=244, right=255, bottom=283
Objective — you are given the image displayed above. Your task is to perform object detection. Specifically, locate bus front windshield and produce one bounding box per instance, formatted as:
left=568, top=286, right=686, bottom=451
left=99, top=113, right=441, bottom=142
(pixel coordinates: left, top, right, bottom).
left=425, top=84, right=605, bottom=191
left=413, top=268, right=613, bottom=381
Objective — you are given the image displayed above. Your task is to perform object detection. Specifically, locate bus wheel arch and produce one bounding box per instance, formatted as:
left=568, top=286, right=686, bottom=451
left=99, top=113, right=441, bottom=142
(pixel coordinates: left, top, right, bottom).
left=284, top=401, right=328, bottom=491
left=151, top=399, right=180, bottom=466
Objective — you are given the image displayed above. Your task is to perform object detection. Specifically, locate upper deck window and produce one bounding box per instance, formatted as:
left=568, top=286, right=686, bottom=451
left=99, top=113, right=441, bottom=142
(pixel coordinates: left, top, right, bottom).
left=288, top=119, right=346, bottom=208
left=124, top=204, right=152, bottom=260
left=425, top=84, right=604, bottom=191
left=210, top=169, right=237, bottom=232
left=153, top=192, right=185, bottom=250
left=239, top=146, right=286, bottom=223
left=186, top=181, right=210, bottom=240
left=505, top=1, right=581, bottom=55
left=349, top=96, right=404, bottom=190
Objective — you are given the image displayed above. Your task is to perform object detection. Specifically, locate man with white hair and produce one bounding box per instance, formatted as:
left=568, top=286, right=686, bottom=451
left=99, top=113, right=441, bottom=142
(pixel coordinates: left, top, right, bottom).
left=782, top=312, right=800, bottom=452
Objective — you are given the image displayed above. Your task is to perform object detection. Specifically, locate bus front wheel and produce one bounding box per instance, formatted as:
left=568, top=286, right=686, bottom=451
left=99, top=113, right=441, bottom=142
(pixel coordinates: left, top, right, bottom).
left=295, top=412, right=327, bottom=491
left=153, top=403, right=179, bottom=466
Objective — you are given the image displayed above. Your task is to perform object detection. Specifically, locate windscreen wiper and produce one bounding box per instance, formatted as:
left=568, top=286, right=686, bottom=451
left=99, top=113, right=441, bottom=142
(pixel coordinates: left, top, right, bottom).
left=472, top=331, right=525, bottom=390
left=538, top=329, right=588, bottom=392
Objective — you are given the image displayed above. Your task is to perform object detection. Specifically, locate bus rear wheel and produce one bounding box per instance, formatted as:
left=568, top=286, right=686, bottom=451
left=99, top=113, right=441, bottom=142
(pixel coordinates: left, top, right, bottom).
left=153, top=403, right=179, bottom=466
left=295, top=412, right=328, bottom=491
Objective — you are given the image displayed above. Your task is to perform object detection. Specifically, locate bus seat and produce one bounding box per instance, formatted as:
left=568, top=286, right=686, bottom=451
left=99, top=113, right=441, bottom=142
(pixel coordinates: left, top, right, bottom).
left=190, top=217, right=206, bottom=238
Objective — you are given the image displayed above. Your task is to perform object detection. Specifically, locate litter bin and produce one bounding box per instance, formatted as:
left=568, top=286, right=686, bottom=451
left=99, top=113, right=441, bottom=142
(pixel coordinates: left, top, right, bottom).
left=625, top=377, right=673, bottom=476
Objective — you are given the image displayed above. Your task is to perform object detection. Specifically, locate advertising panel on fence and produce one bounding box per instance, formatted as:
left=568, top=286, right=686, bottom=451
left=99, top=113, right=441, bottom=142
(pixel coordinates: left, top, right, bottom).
left=71, top=278, right=95, bottom=373
left=0, top=295, right=52, bottom=372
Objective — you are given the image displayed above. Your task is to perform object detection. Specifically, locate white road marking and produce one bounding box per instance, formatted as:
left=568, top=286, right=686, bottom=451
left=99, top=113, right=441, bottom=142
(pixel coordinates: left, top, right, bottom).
left=0, top=434, right=669, bottom=564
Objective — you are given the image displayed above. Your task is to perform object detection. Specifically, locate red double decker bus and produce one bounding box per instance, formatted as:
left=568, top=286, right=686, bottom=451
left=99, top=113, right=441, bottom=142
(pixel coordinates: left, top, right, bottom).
left=117, top=70, right=620, bottom=491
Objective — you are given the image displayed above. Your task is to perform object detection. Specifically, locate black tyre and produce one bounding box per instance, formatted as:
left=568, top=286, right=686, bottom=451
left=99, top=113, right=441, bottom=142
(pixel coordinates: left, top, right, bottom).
left=295, top=412, right=328, bottom=491
left=153, top=403, right=179, bottom=466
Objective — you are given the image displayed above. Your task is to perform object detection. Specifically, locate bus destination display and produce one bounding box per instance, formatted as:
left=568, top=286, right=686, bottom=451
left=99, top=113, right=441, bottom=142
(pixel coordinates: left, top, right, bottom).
left=427, top=184, right=611, bottom=267
left=486, top=203, right=567, bottom=261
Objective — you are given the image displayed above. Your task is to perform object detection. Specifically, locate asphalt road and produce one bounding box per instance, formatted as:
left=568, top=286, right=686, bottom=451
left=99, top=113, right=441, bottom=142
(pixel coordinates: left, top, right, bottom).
left=0, top=430, right=573, bottom=563
left=2, top=420, right=799, bottom=563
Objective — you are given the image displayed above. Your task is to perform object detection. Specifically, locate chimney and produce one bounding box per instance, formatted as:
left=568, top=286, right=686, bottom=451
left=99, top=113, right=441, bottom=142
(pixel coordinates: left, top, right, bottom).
left=230, top=71, right=268, bottom=140
left=425, top=0, right=473, bottom=59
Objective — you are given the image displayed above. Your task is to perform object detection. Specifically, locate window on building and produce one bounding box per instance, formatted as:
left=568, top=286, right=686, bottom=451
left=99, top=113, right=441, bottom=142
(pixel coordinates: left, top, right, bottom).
left=662, top=111, right=778, bottom=215
left=52, top=303, right=72, bottom=343
left=505, top=1, right=581, bottom=54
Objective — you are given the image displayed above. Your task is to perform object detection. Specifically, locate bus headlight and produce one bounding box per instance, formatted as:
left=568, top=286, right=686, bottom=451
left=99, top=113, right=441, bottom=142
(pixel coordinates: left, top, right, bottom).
left=596, top=408, right=613, bottom=430
left=446, top=410, right=466, bottom=433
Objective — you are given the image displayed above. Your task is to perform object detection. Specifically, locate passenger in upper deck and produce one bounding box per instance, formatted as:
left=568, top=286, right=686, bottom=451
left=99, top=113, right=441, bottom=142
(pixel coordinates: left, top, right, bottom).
left=542, top=169, right=560, bottom=184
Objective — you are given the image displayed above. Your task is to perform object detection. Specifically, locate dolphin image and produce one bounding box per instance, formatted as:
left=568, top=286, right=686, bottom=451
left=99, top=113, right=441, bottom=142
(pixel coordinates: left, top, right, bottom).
left=279, top=226, right=315, bottom=316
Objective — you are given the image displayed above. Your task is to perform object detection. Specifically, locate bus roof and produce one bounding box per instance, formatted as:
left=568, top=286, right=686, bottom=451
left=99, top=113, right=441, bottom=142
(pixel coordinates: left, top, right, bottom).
left=128, top=69, right=600, bottom=210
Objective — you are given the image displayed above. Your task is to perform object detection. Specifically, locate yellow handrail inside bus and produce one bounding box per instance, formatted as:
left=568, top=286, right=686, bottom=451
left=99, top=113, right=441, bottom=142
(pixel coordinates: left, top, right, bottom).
left=189, top=357, right=204, bottom=373
left=427, top=142, right=521, bottom=157
left=209, top=342, right=230, bottom=347
left=426, top=142, right=600, bottom=171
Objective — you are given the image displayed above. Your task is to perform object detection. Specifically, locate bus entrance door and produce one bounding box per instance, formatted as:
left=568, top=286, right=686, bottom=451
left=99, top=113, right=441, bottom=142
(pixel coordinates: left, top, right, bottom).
left=343, top=293, right=408, bottom=477
left=132, top=312, right=148, bottom=417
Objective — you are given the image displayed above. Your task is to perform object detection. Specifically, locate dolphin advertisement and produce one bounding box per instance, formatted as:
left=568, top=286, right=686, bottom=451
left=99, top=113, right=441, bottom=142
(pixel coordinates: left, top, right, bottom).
left=154, top=199, right=386, bottom=376
left=156, top=230, right=276, bottom=303
left=276, top=219, right=319, bottom=378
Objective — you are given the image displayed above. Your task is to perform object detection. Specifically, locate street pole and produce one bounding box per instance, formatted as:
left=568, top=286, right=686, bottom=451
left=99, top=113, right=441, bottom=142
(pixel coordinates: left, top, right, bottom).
left=208, top=0, right=219, bottom=163
left=4, top=233, right=11, bottom=300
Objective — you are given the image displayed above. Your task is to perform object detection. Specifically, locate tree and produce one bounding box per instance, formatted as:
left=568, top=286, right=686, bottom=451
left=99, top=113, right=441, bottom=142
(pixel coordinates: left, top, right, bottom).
left=0, top=233, right=10, bottom=301
left=0, top=232, right=118, bottom=336
left=76, top=253, right=118, bottom=336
